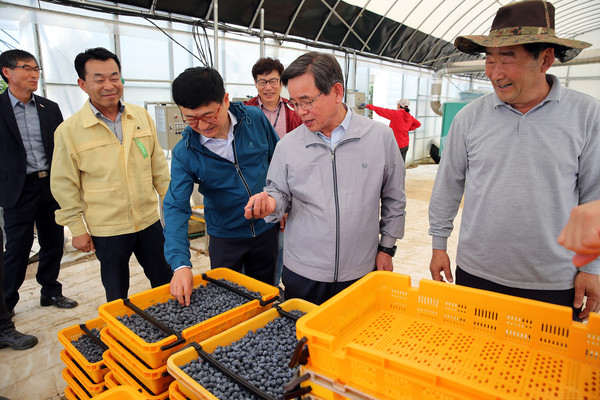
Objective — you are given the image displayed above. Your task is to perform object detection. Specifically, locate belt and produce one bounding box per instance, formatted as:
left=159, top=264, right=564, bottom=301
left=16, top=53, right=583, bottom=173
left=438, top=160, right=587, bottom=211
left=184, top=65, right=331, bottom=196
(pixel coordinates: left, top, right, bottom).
left=27, top=170, right=49, bottom=178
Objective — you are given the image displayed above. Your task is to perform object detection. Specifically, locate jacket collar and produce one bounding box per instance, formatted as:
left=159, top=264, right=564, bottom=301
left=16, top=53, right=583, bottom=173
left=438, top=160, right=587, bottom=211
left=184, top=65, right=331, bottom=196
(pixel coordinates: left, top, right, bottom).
left=302, top=105, right=361, bottom=147
left=81, top=100, right=130, bottom=128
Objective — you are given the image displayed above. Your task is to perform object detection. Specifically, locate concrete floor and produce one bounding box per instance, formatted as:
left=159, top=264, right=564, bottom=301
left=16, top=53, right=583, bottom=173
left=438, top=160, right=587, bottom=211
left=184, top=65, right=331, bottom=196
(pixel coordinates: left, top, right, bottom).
left=0, top=163, right=462, bottom=400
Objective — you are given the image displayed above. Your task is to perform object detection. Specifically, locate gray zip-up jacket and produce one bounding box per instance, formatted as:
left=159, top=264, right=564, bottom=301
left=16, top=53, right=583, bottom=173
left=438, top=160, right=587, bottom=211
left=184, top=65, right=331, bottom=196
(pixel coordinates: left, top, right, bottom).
left=264, top=110, right=406, bottom=282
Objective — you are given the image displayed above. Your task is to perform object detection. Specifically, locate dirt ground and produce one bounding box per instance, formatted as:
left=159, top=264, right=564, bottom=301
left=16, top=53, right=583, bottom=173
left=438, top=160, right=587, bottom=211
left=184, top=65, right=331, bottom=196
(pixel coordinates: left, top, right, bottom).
left=0, top=163, right=461, bottom=400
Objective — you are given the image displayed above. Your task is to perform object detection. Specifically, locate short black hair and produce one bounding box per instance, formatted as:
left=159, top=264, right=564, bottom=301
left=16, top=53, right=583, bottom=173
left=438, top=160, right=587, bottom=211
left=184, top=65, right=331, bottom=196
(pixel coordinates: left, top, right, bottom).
left=0, top=49, right=39, bottom=83
left=521, top=42, right=567, bottom=61
left=251, top=57, right=284, bottom=80
left=172, top=67, right=225, bottom=109
left=74, top=47, right=121, bottom=80
left=281, top=52, right=343, bottom=95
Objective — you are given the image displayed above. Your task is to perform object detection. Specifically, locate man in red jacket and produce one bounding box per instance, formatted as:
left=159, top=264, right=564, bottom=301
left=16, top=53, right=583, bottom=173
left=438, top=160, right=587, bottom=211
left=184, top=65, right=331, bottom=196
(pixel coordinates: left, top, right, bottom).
left=245, top=57, right=302, bottom=139
left=362, top=98, right=421, bottom=161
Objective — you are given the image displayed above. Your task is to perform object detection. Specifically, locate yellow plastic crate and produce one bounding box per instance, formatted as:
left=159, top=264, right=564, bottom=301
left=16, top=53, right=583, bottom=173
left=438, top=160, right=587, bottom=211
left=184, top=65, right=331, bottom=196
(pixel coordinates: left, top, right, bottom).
left=60, top=349, right=107, bottom=397
left=103, top=349, right=170, bottom=400
left=104, top=372, right=119, bottom=389
left=169, top=380, right=194, bottom=400
left=58, top=317, right=109, bottom=383
left=64, top=385, right=83, bottom=400
left=101, top=327, right=173, bottom=394
left=93, top=386, right=147, bottom=400
left=98, top=268, right=279, bottom=369
left=297, top=366, right=377, bottom=400
left=62, top=367, right=93, bottom=399
left=168, top=298, right=317, bottom=400
left=296, top=271, right=600, bottom=400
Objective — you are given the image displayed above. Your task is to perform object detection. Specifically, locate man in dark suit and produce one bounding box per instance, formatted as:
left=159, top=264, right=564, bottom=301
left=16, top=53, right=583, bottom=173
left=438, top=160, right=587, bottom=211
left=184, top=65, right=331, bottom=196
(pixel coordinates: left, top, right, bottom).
left=0, top=50, right=77, bottom=346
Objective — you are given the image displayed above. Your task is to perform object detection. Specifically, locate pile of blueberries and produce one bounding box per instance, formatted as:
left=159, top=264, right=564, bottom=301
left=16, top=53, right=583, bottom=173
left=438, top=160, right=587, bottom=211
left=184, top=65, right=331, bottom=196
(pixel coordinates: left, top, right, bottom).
left=181, top=310, right=305, bottom=400
left=71, top=328, right=105, bottom=363
left=116, top=279, right=263, bottom=343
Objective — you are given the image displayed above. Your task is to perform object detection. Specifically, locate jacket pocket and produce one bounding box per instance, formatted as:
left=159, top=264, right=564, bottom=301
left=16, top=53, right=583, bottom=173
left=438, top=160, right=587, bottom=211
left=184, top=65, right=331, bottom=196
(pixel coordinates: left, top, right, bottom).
left=82, top=181, right=127, bottom=228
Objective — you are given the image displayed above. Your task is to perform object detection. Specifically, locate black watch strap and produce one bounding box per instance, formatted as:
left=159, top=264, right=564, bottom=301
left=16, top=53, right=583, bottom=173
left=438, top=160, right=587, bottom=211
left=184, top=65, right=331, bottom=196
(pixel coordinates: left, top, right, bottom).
left=378, top=244, right=397, bottom=257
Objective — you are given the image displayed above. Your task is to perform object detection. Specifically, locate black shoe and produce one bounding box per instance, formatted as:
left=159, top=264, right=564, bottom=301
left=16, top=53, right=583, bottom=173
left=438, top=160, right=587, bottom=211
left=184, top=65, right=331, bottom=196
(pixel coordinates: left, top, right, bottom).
left=40, top=294, right=78, bottom=309
left=0, top=327, right=38, bottom=350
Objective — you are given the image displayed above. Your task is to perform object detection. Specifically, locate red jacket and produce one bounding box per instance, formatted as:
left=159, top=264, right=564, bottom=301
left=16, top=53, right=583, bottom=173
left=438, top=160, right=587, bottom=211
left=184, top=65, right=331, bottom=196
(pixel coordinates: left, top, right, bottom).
left=244, top=96, right=303, bottom=135
left=366, top=104, right=421, bottom=149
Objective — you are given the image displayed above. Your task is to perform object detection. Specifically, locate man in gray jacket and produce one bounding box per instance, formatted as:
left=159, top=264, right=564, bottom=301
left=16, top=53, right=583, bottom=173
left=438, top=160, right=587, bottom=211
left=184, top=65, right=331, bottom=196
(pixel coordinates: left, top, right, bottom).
left=245, top=52, right=406, bottom=305
left=428, top=0, right=600, bottom=320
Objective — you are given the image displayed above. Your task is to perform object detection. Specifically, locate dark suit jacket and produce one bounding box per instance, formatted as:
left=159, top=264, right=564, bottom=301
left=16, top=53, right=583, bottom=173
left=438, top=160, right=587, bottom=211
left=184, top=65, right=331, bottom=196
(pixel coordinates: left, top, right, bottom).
left=0, top=90, right=63, bottom=209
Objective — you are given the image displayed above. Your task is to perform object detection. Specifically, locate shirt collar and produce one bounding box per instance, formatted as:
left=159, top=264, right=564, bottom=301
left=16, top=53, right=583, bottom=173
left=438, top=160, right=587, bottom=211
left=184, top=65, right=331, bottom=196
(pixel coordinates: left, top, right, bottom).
left=199, top=110, right=237, bottom=145
left=257, top=96, right=283, bottom=110
left=492, top=74, right=561, bottom=111
left=316, top=104, right=352, bottom=137
left=89, top=100, right=125, bottom=119
left=7, top=89, right=35, bottom=108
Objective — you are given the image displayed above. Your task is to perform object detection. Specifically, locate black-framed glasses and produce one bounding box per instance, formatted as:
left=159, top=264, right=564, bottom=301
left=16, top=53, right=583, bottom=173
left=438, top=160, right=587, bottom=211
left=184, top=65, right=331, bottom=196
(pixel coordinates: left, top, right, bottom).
left=11, top=64, right=41, bottom=73
left=287, top=91, right=323, bottom=112
left=181, top=103, right=222, bottom=124
left=256, top=78, right=280, bottom=87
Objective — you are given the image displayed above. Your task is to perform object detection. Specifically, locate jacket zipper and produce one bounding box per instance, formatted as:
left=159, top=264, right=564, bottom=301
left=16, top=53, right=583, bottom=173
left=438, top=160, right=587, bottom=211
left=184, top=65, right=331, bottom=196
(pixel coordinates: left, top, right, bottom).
left=231, top=124, right=257, bottom=237
left=309, top=137, right=359, bottom=282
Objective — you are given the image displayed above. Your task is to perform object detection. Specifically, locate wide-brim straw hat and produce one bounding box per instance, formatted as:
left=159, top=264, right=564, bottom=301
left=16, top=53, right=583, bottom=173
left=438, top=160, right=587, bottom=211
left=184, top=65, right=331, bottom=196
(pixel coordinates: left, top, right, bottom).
left=454, top=0, right=591, bottom=62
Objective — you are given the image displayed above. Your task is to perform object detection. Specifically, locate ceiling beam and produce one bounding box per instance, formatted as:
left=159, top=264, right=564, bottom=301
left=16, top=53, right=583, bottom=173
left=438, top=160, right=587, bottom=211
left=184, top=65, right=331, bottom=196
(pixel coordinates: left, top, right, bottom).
left=314, top=0, right=342, bottom=43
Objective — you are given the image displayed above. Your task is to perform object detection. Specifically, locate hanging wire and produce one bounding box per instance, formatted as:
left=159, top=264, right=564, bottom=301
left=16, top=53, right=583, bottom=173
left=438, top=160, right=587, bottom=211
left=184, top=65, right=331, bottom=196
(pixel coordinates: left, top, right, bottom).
left=143, top=16, right=204, bottom=65
left=192, top=20, right=213, bottom=68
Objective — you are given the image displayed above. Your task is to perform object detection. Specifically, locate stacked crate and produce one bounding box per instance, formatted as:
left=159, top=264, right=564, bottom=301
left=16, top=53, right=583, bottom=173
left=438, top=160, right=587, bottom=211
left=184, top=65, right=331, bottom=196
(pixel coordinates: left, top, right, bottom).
left=96, top=268, right=280, bottom=400
left=292, top=271, right=600, bottom=400
left=57, top=318, right=110, bottom=399
left=166, top=298, right=317, bottom=400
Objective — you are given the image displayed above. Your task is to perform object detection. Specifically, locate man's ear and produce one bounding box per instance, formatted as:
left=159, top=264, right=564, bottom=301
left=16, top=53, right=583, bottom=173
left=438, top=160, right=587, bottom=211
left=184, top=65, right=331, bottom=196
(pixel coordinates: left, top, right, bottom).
left=333, top=82, right=345, bottom=103
left=540, top=47, right=555, bottom=73
left=77, top=78, right=87, bottom=93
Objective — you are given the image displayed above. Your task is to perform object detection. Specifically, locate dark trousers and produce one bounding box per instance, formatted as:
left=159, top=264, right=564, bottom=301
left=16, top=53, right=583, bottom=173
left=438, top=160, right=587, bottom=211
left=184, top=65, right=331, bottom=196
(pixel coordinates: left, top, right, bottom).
left=456, top=266, right=582, bottom=321
left=282, top=266, right=364, bottom=305
left=3, top=174, right=64, bottom=312
left=399, top=146, right=408, bottom=161
left=93, top=220, right=173, bottom=302
left=208, top=224, right=279, bottom=286
left=0, top=229, right=14, bottom=331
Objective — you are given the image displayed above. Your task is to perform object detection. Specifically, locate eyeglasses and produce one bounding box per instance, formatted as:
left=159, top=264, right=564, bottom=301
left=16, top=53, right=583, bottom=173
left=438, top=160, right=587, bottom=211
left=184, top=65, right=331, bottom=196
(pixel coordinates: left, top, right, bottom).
left=256, top=78, right=280, bottom=87
left=11, top=64, right=41, bottom=73
left=286, top=91, right=323, bottom=112
left=182, top=104, right=222, bottom=124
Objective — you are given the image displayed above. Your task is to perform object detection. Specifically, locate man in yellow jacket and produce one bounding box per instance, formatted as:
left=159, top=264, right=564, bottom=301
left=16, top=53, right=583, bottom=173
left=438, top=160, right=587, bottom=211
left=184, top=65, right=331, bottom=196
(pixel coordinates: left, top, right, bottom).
left=50, top=48, right=172, bottom=301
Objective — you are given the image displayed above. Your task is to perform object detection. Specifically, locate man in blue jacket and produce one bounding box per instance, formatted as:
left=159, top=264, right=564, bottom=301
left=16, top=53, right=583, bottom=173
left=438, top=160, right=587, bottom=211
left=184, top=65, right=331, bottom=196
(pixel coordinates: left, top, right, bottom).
left=164, top=67, right=280, bottom=306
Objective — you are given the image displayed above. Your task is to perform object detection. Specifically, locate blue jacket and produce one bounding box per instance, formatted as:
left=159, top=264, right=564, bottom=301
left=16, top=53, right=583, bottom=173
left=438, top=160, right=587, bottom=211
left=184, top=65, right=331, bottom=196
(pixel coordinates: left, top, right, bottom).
left=163, top=102, right=279, bottom=269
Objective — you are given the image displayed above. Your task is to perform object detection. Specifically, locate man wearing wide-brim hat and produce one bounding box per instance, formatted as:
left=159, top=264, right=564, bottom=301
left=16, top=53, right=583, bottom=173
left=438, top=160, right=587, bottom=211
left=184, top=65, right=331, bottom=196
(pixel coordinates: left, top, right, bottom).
left=428, top=0, right=600, bottom=321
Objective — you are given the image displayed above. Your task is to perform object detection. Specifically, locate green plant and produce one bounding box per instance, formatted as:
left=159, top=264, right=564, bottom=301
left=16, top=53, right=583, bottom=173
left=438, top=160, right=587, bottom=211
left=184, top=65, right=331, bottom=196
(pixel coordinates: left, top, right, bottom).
left=0, top=80, right=7, bottom=94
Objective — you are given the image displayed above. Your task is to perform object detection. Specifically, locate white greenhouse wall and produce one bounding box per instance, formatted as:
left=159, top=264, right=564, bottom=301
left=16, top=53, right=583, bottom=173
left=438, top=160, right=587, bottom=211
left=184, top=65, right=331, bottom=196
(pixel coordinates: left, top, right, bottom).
left=1, top=0, right=598, bottom=165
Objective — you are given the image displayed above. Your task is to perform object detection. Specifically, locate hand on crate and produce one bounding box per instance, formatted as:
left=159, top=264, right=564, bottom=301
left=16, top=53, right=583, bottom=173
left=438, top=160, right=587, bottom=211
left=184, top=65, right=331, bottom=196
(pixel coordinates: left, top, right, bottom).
left=574, top=271, right=600, bottom=320
left=170, top=267, right=194, bottom=306
left=429, top=249, right=453, bottom=283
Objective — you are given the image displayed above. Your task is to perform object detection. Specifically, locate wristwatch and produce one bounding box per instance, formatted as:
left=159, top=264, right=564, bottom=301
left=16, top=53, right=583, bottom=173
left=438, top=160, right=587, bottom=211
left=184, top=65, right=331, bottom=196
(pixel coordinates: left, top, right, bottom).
left=377, top=245, right=397, bottom=257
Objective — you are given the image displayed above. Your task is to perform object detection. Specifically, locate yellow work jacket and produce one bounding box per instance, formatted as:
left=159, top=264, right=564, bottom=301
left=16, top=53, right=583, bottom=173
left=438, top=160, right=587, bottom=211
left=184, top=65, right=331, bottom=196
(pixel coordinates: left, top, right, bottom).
left=51, top=101, right=170, bottom=237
